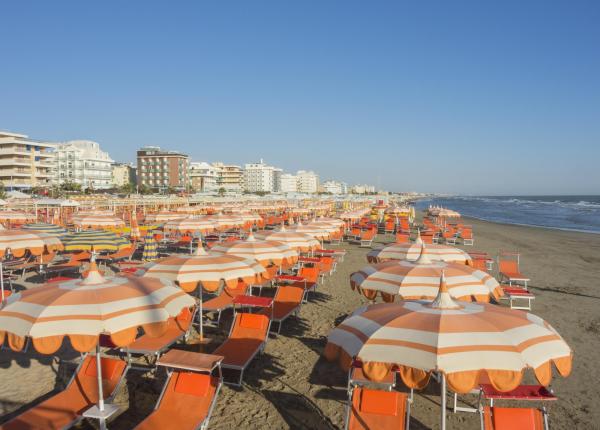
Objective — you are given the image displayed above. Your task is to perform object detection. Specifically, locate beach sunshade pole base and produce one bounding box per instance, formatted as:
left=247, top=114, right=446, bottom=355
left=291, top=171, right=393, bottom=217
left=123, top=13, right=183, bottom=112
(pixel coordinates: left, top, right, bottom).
left=96, top=343, right=107, bottom=430
left=1, top=261, right=4, bottom=301
left=440, top=372, right=446, bottom=430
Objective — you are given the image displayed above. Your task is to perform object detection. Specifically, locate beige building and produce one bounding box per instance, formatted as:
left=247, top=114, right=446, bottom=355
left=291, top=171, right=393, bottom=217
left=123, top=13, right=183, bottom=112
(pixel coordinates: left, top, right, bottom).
left=137, top=146, right=189, bottom=191
left=189, top=161, right=218, bottom=193
left=0, top=130, right=55, bottom=190
left=296, top=170, right=319, bottom=194
left=54, top=140, right=114, bottom=189
left=112, top=163, right=136, bottom=187
left=213, top=162, right=243, bottom=192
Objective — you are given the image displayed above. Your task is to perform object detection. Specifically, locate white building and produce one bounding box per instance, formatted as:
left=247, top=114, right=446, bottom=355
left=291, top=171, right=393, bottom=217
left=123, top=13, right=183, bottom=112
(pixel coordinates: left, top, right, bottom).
left=280, top=173, right=298, bottom=193
left=243, top=159, right=282, bottom=193
left=189, top=161, right=218, bottom=193
left=296, top=170, right=319, bottom=194
left=213, top=162, right=243, bottom=193
left=351, top=184, right=376, bottom=194
left=322, top=180, right=348, bottom=195
left=54, top=140, right=114, bottom=189
left=0, top=130, right=56, bottom=190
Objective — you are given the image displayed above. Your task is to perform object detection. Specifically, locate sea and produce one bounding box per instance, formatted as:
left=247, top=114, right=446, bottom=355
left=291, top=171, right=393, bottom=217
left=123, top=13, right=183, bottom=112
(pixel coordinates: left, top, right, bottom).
left=415, top=196, right=600, bottom=234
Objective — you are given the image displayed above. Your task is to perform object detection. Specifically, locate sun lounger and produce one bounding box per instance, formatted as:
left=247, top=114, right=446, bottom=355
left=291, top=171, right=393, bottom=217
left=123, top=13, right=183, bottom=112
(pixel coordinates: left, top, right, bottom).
left=259, top=285, right=304, bottom=333
left=134, top=350, right=223, bottom=430
left=499, top=285, right=535, bottom=310
left=0, top=355, right=129, bottom=430
left=203, top=281, right=249, bottom=325
left=345, top=386, right=411, bottom=430
left=395, top=232, right=410, bottom=243
left=498, top=252, right=530, bottom=288
left=288, top=266, right=320, bottom=301
left=480, top=406, right=548, bottom=430
left=123, top=307, right=196, bottom=364
left=212, top=313, right=270, bottom=386
left=461, top=227, right=474, bottom=245
left=359, top=230, right=377, bottom=248
left=348, top=361, right=395, bottom=393
left=319, top=256, right=336, bottom=276
left=96, top=245, right=136, bottom=265
left=384, top=220, right=396, bottom=234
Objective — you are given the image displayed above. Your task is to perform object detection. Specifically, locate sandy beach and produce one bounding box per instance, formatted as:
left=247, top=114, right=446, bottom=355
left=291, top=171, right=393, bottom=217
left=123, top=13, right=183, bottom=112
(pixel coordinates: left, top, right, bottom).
left=1, top=216, right=599, bottom=429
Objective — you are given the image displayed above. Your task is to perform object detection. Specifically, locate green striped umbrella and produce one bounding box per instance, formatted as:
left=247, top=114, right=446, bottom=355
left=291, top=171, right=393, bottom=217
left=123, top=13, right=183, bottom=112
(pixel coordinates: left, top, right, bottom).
left=22, top=223, right=68, bottom=238
left=142, top=231, right=158, bottom=261
left=62, top=230, right=130, bottom=252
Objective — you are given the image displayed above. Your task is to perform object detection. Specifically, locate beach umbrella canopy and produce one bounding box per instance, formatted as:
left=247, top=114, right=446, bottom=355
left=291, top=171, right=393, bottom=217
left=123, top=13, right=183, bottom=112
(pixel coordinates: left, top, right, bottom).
left=72, top=214, right=126, bottom=230
left=326, top=274, right=572, bottom=428
left=255, top=225, right=320, bottom=252
left=202, top=213, right=245, bottom=230
left=145, top=211, right=187, bottom=223
left=210, top=232, right=299, bottom=268
left=22, top=222, right=68, bottom=238
left=367, top=241, right=472, bottom=265
left=0, top=230, right=64, bottom=258
left=287, top=221, right=332, bottom=240
left=0, top=211, right=37, bottom=224
left=62, top=230, right=130, bottom=252
left=163, top=217, right=218, bottom=235
left=351, top=245, right=502, bottom=302
left=142, top=231, right=158, bottom=261
left=143, top=249, right=270, bottom=292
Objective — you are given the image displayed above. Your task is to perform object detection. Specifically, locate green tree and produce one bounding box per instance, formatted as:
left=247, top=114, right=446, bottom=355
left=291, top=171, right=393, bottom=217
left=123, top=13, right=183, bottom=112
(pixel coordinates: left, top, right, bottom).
left=0, top=183, right=6, bottom=199
left=119, top=182, right=136, bottom=194
left=218, top=187, right=226, bottom=196
left=138, top=184, right=152, bottom=195
left=60, top=181, right=82, bottom=192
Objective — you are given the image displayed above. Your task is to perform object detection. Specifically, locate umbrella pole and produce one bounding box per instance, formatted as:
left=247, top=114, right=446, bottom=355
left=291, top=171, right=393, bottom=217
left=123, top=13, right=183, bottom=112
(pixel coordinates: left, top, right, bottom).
left=440, top=372, right=447, bottom=430
left=198, top=287, right=203, bottom=342
left=96, top=343, right=108, bottom=430
left=1, top=261, right=4, bottom=302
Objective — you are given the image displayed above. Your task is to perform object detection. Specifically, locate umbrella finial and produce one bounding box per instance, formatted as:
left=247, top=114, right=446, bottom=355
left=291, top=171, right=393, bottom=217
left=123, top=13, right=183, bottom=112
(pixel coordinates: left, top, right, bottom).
left=280, top=222, right=287, bottom=232
left=194, top=245, right=207, bottom=256
left=429, top=270, right=461, bottom=309
left=81, top=261, right=107, bottom=285
left=246, top=232, right=256, bottom=242
left=415, top=242, right=432, bottom=264
left=415, top=228, right=423, bottom=245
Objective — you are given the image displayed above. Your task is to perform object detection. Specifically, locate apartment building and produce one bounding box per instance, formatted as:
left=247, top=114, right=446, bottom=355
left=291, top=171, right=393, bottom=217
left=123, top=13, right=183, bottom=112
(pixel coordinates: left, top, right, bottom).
left=54, top=140, right=114, bottom=189
left=136, top=146, right=189, bottom=191
left=189, top=161, right=218, bottom=193
left=112, top=163, right=137, bottom=187
left=296, top=170, right=319, bottom=194
left=0, top=130, right=55, bottom=190
left=279, top=173, right=298, bottom=193
left=213, top=162, right=243, bottom=192
left=243, top=159, right=282, bottom=193
left=322, top=180, right=348, bottom=194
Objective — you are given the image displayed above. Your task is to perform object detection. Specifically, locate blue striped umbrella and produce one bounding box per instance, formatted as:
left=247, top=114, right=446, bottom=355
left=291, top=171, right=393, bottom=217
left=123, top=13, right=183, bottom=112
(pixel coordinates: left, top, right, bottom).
left=63, top=230, right=130, bottom=252
left=22, top=223, right=68, bottom=238
left=142, top=231, right=158, bottom=261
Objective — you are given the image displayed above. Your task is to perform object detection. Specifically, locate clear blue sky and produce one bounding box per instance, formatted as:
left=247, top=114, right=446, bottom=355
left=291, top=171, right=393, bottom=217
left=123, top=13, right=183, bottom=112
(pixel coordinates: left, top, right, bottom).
left=1, top=1, right=599, bottom=195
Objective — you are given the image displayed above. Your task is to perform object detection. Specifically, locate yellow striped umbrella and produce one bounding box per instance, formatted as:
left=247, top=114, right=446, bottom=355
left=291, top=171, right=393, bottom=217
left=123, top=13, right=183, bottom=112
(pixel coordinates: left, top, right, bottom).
left=62, top=230, right=131, bottom=252
left=351, top=245, right=501, bottom=302
left=326, top=273, right=572, bottom=429
left=210, top=233, right=298, bottom=268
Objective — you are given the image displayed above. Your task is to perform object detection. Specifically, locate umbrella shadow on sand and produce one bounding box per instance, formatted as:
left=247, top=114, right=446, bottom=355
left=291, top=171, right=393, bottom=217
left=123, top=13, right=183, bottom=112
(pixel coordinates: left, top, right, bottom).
left=261, top=389, right=337, bottom=430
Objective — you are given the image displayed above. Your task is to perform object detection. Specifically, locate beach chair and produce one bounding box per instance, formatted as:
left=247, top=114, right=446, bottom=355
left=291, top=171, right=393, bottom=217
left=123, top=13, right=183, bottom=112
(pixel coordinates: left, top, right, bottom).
left=212, top=313, right=271, bottom=386
left=319, top=256, right=337, bottom=276
left=399, top=218, right=410, bottom=232
left=41, top=252, right=87, bottom=279
left=292, top=266, right=320, bottom=301
left=348, top=361, right=395, bottom=393
left=203, top=281, right=249, bottom=325
left=134, top=350, right=223, bottom=430
left=500, top=285, right=535, bottom=310
left=420, top=231, right=435, bottom=244
left=384, top=220, right=395, bottom=234
left=461, top=227, right=474, bottom=245
left=360, top=230, right=377, bottom=248
left=498, top=251, right=530, bottom=288
left=345, top=386, right=411, bottom=430
left=259, top=285, right=304, bottom=333
left=0, top=355, right=129, bottom=430
left=480, top=406, right=548, bottom=430
left=122, top=307, right=196, bottom=365
left=96, top=245, right=136, bottom=266
left=395, top=232, right=410, bottom=243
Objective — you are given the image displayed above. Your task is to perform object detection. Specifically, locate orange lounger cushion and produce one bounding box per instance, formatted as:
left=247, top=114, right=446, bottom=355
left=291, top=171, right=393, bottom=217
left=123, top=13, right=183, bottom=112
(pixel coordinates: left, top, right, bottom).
left=483, top=406, right=545, bottom=430
left=0, top=356, right=126, bottom=430
left=347, top=387, right=407, bottom=430
left=135, top=372, right=219, bottom=430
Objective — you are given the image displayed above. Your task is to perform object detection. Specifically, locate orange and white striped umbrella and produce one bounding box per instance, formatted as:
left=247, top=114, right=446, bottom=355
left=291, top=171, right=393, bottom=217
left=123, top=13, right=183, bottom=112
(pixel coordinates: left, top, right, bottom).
left=0, top=211, right=37, bottom=224
left=175, top=206, right=205, bottom=214
left=210, top=233, right=298, bottom=268
left=0, top=230, right=63, bottom=258
left=0, top=264, right=195, bottom=354
left=326, top=274, right=572, bottom=394
left=163, top=217, right=218, bottom=234
left=287, top=222, right=332, bottom=240
left=72, top=214, right=126, bottom=229
left=367, top=242, right=472, bottom=265
left=255, top=225, right=320, bottom=252
left=202, top=213, right=245, bottom=230
left=143, top=248, right=269, bottom=292
left=351, top=245, right=501, bottom=302
left=145, top=211, right=188, bottom=223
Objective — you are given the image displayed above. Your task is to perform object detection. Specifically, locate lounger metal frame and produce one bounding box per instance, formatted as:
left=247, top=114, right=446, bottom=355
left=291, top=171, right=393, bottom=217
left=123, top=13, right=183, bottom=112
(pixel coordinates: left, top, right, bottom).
left=344, top=384, right=412, bottom=430
left=478, top=405, right=549, bottom=430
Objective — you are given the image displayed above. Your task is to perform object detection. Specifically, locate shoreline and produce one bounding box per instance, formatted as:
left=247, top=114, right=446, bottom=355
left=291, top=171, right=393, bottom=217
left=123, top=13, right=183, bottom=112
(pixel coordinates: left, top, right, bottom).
left=460, top=214, right=600, bottom=235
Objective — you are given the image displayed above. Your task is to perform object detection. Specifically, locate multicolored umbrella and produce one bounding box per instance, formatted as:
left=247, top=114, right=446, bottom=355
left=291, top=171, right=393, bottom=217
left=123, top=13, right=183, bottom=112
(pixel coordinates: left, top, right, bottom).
left=62, top=230, right=130, bottom=252
left=22, top=223, right=68, bottom=238
left=142, top=231, right=158, bottom=261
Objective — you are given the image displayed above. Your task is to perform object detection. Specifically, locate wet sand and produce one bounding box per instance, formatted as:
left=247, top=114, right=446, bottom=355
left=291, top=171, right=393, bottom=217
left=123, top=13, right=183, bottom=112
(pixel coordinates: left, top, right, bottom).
left=1, top=216, right=599, bottom=429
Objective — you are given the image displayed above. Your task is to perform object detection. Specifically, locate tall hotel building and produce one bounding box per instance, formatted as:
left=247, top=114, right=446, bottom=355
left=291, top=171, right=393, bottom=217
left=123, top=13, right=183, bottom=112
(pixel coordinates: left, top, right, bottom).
left=136, top=146, right=189, bottom=191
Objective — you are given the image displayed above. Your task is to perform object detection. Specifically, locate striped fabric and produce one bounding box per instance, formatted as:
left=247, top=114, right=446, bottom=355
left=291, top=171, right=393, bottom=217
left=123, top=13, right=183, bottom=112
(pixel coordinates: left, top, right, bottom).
left=145, top=211, right=188, bottom=223
left=142, top=231, right=158, bottom=261
left=63, top=230, right=130, bottom=252
left=351, top=246, right=501, bottom=302
left=72, top=214, right=126, bottom=229
left=210, top=233, right=298, bottom=268
left=0, top=211, right=37, bottom=223
left=202, top=214, right=245, bottom=229
left=143, top=252, right=269, bottom=292
left=0, top=264, right=195, bottom=354
left=163, top=217, right=217, bottom=234
left=0, top=230, right=64, bottom=258
left=22, top=223, right=68, bottom=238
left=326, top=276, right=572, bottom=393
left=255, top=227, right=320, bottom=252
left=367, top=243, right=472, bottom=265
left=288, top=224, right=331, bottom=240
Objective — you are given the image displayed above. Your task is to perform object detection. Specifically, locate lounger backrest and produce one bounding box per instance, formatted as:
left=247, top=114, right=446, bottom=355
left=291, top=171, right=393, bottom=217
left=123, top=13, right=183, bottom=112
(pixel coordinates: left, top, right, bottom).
left=499, top=258, right=519, bottom=273
left=395, top=233, right=409, bottom=243
left=348, top=387, right=407, bottom=430
left=299, top=266, right=320, bottom=283
left=230, top=313, right=270, bottom=341
left=174, top=372, right=212, bottom=397
left=472, top=258, right=488, bottom=272
left=275, top=286, right=305, bottom=304
left=462, top=228, right=473, bottom=239
left=483, top=406, right=544, bottom=430
left=82, top=356, right=126, bottom=382
left=320, top=256, right=334, bottom=271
